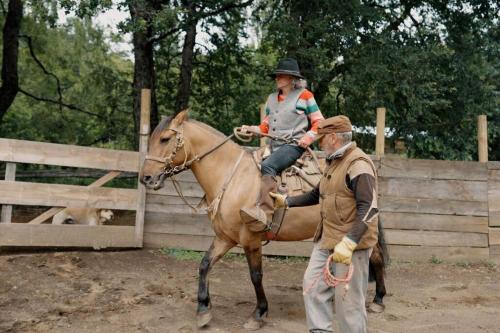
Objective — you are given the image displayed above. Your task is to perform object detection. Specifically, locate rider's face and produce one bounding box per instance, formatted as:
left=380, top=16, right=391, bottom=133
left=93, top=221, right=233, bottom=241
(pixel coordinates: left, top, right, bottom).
left=275, top=74, right=294, bottom=90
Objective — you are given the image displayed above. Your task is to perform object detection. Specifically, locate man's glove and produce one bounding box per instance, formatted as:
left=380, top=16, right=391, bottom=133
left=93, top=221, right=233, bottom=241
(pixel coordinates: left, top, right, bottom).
left=331, top=236, right=358, bottom=265
left=269, top=192, right=288, bottom=209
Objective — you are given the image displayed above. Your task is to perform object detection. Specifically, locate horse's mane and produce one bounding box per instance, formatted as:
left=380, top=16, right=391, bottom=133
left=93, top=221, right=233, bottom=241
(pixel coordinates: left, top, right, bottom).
left=152, top=116, right=174, bottom=136
left=190, top=119, right=227, bottom=138
left=153, top=115, right=227, bottom=139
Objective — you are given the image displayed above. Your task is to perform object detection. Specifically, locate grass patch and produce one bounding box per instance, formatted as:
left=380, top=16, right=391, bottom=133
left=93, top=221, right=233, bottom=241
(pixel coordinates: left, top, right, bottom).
left=222, top=253, right=246, bottom=261
left=481, top=260, right=497, bottom=269
left=159, top=247, right=309, bottom=263
left=454, top=260, right=472, bottom=268
left=429, top=255, right=444, bottom=264
left=160, top=248, right=204, bottom=261
left=265, top=255, right=309, bottom=263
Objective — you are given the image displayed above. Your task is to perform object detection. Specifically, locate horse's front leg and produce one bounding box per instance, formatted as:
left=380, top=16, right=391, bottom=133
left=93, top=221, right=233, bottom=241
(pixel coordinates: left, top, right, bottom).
left=243, top=245, right=268, bottom=330
left=197, top=236, right=235, bottom=327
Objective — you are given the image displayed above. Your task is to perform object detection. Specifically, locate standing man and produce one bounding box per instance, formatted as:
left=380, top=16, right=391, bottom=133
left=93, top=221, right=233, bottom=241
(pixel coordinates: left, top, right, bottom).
left=271, top=115, right=379, bottom=333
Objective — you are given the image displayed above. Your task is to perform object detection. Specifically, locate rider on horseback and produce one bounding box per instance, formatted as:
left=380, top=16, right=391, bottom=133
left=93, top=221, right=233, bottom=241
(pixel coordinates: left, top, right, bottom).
left=240, top=58, right=325, bottom=232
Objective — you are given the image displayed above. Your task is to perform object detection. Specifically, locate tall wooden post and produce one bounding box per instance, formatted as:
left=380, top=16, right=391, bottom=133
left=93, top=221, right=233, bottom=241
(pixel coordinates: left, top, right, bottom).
left=135, top=89, right=151, bottom=246
left=376, top=107, right=386, bottom=157
left=1, top=163, right=16, bottom=223
left=478, top=115, right=488, bottom=163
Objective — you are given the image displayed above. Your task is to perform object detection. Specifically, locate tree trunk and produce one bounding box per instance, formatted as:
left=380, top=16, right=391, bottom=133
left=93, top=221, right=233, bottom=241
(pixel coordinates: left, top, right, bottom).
left=0, top=0, right=23, bottom=124
left=129, top=1, right=159, bottom=149
left=175, top=2, right=197, bottom=114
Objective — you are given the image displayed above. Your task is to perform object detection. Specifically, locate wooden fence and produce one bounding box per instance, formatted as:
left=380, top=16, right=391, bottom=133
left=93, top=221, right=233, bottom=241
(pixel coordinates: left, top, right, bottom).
left=143, top=156, right=500, bottom=263
left=0, top=90, right=151, bottom=249
left=1, top=100, right=496, bottom=262
left=0, top=138, right=143, bottom=248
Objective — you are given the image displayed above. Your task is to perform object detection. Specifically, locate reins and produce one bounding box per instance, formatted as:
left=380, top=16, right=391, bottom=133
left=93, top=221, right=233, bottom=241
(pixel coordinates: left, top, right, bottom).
left=145, top=124, right=238, bottom=215
left=234, top=127, right=324, bottom=174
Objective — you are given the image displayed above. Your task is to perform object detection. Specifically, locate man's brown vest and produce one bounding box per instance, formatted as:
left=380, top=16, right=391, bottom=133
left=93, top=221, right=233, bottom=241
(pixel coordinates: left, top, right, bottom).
left=315, top=143, right=379, bottom=250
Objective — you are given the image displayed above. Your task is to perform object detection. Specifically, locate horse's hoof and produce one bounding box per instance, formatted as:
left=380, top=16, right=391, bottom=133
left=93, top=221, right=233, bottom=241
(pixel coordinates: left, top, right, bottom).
left=197, top=310, right=212, bottom=328
left=367, top=302, right=385, bottom=313
left=243, top=317, right=264, bottom=331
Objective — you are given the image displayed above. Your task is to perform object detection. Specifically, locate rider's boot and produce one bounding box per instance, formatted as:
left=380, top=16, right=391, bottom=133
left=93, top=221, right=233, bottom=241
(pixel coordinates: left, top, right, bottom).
left=240, top=175, right=277, bottom=232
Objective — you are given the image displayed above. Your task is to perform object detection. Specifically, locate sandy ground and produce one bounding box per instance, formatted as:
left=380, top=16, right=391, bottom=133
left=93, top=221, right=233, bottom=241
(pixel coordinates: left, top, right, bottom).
left=0, top=248, right=499, bottom=333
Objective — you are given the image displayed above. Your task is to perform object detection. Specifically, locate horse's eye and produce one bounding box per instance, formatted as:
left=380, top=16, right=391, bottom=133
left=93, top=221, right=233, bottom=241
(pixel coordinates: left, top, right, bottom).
left=160, top=137, right=170, bottom=144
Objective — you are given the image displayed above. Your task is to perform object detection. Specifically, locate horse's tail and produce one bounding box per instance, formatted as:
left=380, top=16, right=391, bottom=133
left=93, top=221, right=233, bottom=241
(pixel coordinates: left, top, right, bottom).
left=369, top=216, right=389, bottom=282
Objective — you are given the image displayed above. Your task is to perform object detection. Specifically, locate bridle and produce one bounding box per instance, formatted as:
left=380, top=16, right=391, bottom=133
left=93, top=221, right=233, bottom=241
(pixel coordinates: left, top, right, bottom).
left=144, top=123, right=241, bottom=217
left=145, top=124, right=236, bottom=184
left=145, top=127, right=189, bottom=180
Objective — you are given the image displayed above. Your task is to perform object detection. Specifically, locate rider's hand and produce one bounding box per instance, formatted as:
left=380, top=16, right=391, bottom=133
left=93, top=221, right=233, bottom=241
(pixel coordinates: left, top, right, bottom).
left=241, top=125, right=260, bottom=135
left=269, top=192, right=288, bottom=209
left=331, top=236, right=358, bottom=265
left=298, top=133, right=315, bottom=148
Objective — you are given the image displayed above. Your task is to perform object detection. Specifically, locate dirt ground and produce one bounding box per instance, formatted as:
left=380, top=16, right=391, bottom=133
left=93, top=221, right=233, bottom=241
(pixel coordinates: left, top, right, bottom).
left=0, top=248, right=499, bottom=333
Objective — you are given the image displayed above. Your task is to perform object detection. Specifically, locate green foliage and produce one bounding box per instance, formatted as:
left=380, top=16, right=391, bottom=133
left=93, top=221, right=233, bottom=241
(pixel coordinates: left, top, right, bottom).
left=155, top=0, right=273, bottom=137
left=257, top=0, right=499, bottom=160
left=0, top=13, right=134, bottom=150
left=1, top=0, right=498, bottom=161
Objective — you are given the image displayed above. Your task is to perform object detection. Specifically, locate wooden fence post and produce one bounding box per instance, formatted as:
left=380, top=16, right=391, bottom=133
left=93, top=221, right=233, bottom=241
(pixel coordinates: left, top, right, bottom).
left=1, top=163, right=16, bottom=223
left=478, top=115, right=488, bottom=163
left=135, top=89, right=151, bottom=247
left=376, top=107, right=386, bottom=157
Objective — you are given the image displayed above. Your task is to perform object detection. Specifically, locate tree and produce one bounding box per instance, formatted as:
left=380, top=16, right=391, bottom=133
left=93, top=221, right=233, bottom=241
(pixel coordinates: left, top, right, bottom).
left=1, top=12, right=133, bottom=149
left=0, top=0, right=23, bottom=122
left=257, top=0, right=499, bottom=160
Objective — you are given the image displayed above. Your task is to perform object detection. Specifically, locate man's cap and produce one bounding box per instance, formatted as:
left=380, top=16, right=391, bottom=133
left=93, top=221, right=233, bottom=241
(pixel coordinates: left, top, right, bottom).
left=317, top=115, right=352, bottom=134
left=268, top=58, right=304, bottom=79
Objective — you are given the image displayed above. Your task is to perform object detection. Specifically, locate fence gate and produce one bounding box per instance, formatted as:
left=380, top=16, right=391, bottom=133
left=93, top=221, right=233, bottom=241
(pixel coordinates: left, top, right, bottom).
left=0, top=89, right=151, bottom=249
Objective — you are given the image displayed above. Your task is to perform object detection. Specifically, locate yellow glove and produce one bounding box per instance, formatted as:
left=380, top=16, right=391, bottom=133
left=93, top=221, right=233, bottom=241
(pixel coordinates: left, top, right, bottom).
left=331, top=236, right=358, bottom=265
left=269, top=192, right=288, bottom=209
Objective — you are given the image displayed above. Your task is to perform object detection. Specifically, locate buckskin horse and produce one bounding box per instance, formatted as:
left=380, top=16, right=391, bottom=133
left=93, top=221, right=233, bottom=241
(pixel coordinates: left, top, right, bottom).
left=139, top=111, right=387, bottom=330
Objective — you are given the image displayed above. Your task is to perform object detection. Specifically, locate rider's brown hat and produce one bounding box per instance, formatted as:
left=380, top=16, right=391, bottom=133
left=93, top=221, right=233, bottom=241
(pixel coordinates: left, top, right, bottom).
left=317, top=115, right=352, bottom=134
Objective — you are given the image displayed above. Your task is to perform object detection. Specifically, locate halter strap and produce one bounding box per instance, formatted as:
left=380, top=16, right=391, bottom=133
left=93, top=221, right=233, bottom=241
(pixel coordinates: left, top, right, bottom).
left=145, top=124, right=236, bottom=178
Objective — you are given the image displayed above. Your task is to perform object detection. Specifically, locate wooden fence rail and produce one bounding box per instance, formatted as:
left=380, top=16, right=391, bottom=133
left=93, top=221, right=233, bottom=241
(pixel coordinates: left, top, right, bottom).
left=142, top=156, right=500, bottom=263
left=0, top=88, right=151, bottom=249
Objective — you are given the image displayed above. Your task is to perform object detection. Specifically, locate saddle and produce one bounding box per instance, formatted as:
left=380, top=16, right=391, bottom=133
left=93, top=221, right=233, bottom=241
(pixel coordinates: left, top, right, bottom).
left=252, top=146, right=324, bottom=196
left=252, top=146, right=324, bottom=239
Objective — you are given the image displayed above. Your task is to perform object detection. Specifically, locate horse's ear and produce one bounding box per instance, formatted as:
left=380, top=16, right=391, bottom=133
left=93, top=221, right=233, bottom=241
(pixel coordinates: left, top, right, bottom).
left=173, top=109, right=189, bottom=125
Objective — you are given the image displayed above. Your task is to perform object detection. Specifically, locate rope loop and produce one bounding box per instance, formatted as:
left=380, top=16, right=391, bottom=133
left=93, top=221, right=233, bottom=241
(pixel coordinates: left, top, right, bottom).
left=303, top=255, right=354, bottom=296
left=233, top=127, right=254, bottom=142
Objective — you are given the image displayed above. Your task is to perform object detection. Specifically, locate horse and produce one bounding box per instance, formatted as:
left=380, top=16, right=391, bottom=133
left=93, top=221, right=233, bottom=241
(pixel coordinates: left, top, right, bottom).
left=139, top=110, right=387, bottom=330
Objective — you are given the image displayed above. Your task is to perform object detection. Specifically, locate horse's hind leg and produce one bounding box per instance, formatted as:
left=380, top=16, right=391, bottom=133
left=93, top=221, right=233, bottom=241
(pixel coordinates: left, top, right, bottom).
left=242, top=245, right=268, bottom=330
left=197, top=237, right=235, bottom=328
left=368, top=244, right=386, bottom=313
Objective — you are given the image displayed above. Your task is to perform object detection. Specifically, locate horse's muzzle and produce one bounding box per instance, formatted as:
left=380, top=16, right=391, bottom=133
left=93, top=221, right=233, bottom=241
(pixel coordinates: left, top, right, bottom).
left=141, top=174, right=166, bottom=190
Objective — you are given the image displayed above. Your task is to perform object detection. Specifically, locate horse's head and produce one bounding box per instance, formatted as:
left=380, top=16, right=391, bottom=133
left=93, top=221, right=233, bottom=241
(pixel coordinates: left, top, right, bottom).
left=140, top=110, right=190, bottom=189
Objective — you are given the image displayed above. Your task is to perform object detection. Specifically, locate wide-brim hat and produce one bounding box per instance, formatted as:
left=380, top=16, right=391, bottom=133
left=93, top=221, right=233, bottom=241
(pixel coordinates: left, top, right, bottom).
left=268, top=58, right=304, bottom=79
